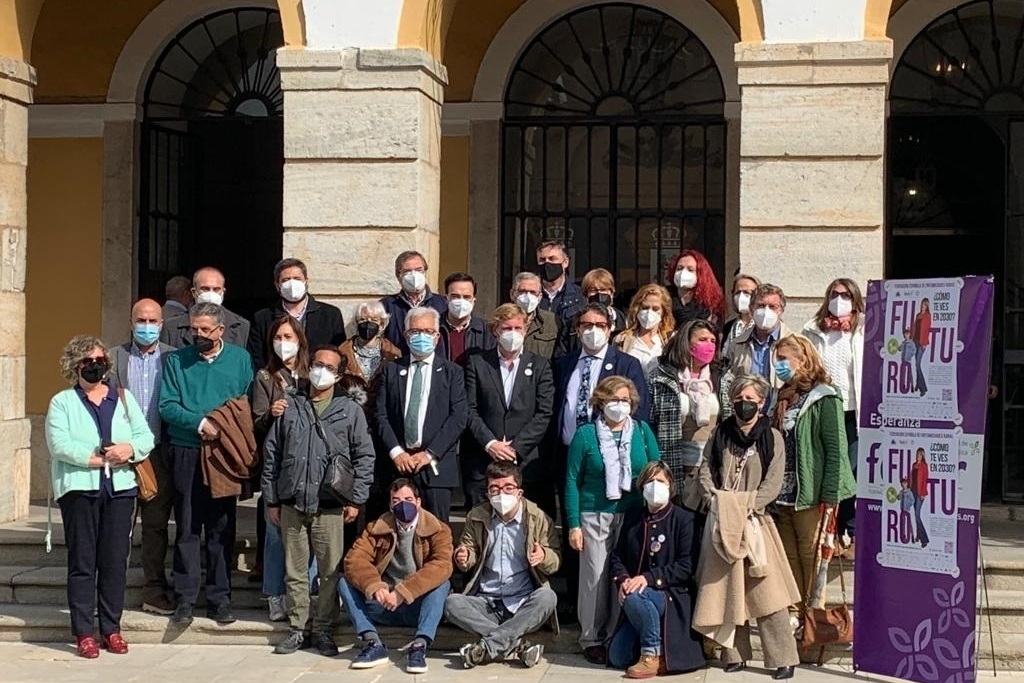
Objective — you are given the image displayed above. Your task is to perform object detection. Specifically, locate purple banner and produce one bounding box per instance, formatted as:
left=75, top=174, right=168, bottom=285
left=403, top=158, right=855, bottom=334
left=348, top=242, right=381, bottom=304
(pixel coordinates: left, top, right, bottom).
left=854, top=276, right=994, bottom=683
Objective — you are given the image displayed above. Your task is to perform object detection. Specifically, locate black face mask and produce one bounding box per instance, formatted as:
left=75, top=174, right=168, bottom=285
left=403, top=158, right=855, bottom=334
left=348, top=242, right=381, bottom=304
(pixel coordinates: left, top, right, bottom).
left=733, top=399, right=760, bottom=422
left=538, top=262, right=564, bottom=283
left=79, top=360, right=109, bottom=384
left=193, top=336, right=216, bottom=354
left=357, top=321, right=380, bottom=341
left=588, top=292, right=613, bottom=307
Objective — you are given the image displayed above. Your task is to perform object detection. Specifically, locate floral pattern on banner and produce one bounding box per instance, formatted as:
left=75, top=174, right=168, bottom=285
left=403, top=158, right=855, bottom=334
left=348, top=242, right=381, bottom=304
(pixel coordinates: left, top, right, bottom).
left=887, top=581, right=976, bottom=683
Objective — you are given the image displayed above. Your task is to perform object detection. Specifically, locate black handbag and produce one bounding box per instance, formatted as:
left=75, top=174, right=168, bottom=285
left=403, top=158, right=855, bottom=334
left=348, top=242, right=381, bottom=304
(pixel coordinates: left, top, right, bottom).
left=309, top=402, right=356, bottom=505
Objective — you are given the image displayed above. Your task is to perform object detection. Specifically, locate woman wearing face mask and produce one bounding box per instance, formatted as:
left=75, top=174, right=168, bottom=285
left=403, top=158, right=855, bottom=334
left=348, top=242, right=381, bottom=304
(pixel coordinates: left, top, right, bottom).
left=339, top=301, right=402, bottom=414
left=721, top=274, right=761, bottom=360
left=607, top=461, right=705, bottom=678
left=648, top=320, right=721, bottom=504
left=666, top=249, right=725, bottom=329
left=565, top=376, right=660, bottom=665
left=771, top=335, right=855, bottom=610
left=615, top=284, right=676, bottom=377
left=45, top=336, right=155, bottom=658
left=801, top=278, right=864, bottom=559
left=693, top=374, right=800, bottom=680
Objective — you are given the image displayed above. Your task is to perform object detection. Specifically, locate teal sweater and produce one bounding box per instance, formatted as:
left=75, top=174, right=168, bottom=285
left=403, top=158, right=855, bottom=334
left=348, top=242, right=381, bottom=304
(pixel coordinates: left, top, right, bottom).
left=565, top=420, right=660, bottom=528
left=159, top=344, right=253, bottom=448
left=45, top=386, right=154, bottom=499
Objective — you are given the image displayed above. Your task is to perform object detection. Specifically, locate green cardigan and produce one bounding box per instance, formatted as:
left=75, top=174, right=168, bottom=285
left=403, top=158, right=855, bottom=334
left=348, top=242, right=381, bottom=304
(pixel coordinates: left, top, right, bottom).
left=45, top=385, right=155, bottom=500
left=565, top=419, right=660, bottom=528
left=791, top=383, right=856, bottom=510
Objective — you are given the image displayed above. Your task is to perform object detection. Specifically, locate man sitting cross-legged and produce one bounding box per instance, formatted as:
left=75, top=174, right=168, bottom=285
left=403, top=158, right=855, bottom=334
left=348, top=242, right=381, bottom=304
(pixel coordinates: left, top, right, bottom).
left=445, top=461, right=561, bottom=669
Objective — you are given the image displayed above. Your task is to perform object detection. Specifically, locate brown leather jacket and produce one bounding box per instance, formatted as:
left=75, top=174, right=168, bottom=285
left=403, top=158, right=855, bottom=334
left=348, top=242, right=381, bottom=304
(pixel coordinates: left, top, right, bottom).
left=343, top=508, right=453, bottom=605
left=202, top=396, right=258, bottom=499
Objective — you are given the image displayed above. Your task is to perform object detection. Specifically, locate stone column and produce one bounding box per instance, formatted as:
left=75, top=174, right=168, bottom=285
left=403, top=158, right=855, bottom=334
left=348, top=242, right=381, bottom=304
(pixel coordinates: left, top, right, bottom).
left=0, top=56, right=36, bottom=523
left=277, top=47, right=447, bottom=325
left=736, top=41, right=892, bottom=323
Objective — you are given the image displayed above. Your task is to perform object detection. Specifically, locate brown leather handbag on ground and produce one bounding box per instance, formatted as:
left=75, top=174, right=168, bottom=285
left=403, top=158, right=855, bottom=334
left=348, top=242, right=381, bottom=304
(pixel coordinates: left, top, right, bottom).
left=801, top=505, right=853, bottom=665
left=116, top=388, right=158, bottom=502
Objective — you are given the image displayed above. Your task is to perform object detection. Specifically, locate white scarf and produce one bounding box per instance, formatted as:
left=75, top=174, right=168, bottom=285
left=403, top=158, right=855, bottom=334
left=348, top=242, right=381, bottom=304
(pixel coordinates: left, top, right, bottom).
left=680, top=366, right=715, bottom=427
left=596, top=415, right=634, bottom=501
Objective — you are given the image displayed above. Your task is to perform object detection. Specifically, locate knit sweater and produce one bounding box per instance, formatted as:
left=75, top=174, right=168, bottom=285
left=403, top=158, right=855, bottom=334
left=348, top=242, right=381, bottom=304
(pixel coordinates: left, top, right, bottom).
left=159, top=344, right=253, bottom=448
left=385, top=523, right=418, bottom=586
left=818, top=329, right=855, bottom=411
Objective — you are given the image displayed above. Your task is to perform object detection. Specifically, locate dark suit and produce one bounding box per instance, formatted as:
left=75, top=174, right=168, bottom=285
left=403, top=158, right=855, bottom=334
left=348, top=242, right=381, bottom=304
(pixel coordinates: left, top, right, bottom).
left=379, top=290, right=448, bottom=355
left=374, top=354, right=467, bottom=522
left=439, top=314, right=495, bottom=366
left=247, top=296, right=347, bottom=371
left=161, top=308, right=251, bottom=349
left=463, top=349, right=554, bottom=506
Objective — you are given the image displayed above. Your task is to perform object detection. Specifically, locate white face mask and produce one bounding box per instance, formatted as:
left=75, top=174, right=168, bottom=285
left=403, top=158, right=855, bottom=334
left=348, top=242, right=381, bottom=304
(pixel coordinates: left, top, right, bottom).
left=734, top=292, right=752, bottom=314
left=674, top=269, right=697, bottom=290
left=401, top=270, right=426, bottom=293
left=280, top=278, right=306, bottom=303
left=448, top=298, right=474, bottom=319
left=602, top=400, right=631, bottom=424
left=643, top=480, right=670, bottom=508
left=196, top=290, right=224, bottom=306
left=515, top=293, right=540, bottom=314
left=309, top=366, right=337, bottom=390
left=489, top=492, right=520, bottom=517
left=273, top=340, right=298, bottom=362
left=498, top=330, right=525, bottom=353
left=636, top=309, right=661, bottom=331
left=580, top=327, right=608, bottom=351
left=828, top=296, right=853, bottom=318
left=753, top=306, right=779, bottom=331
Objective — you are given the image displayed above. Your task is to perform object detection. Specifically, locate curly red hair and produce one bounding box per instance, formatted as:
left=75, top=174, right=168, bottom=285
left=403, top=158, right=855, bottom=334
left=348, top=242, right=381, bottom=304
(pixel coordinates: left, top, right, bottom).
left=665, top=249, right=725, bottom=321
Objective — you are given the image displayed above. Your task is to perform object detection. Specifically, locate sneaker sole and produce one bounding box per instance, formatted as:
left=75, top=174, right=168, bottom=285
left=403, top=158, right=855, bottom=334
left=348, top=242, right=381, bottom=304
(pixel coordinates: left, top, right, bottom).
left=350, top=659, right=389, bottom=669
left=406, top=665, right=428, bottom=674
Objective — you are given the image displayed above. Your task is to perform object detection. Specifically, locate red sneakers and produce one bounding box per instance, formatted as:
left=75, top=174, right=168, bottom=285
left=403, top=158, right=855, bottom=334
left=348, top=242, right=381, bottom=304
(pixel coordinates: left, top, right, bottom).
left=76, top=635, right=100, bottom=659
left=102, top=632, right=129, bottom=654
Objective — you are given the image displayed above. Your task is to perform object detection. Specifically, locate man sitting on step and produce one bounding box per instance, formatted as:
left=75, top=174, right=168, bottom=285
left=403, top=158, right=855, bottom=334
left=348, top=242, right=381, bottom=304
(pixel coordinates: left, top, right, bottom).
left=445, top=461, right=560, bottom=669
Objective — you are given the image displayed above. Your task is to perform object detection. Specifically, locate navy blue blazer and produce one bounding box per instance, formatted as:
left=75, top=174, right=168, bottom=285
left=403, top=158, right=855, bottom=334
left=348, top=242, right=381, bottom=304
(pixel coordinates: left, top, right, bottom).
left=380, top=290, right=448, bottom=356
left=373, top=354, right=467, bottom=489
left=552, top=344, right=651, bottom=441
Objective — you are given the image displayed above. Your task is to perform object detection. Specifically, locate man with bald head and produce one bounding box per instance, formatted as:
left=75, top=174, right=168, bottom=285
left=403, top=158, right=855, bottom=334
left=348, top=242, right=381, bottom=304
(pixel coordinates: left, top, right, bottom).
left=161, top=267, right=250, bottom=349
left=108, top=298, right=178, bottom=615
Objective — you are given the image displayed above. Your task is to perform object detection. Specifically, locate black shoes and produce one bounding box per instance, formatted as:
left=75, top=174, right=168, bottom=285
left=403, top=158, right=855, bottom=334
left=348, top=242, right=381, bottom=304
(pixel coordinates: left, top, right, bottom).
left=274, top=629, right=307, bottom=655
left=170, top=603, right=194, bottom=626
left=773, top=666, right=796, bottom=679
left=724, top=662, right=747, bottom=673
left=206, top=603, right=236, bottom=625
left=313, top=629, right=339, bottom=657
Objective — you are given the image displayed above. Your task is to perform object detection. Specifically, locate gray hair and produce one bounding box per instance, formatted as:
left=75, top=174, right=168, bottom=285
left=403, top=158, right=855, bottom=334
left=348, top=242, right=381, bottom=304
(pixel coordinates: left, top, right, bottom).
left=512, top=271, right=541, bottom=289
left=59, top=335, right=108, bottom=384
left=405, top=306, right=440, bottom=330
left=190, top=302, right=225, bottom=327
left=356, top=301, right=390, bottom=325
left=192, top=266, right=225, bottom=289
left=728, top=373, right=771, bottom=402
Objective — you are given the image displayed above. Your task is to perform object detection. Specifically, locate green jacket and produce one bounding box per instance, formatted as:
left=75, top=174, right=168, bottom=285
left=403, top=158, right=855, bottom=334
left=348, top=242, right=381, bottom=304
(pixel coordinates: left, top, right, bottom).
left=45, top=386, right=155, bottom=500
left=791, top=384, right=856, bottom=510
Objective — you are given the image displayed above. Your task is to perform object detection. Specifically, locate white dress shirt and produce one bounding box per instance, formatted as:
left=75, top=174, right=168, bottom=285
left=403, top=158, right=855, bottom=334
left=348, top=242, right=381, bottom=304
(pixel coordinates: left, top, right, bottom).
left=390, top=353, right=435, bottom=458
left=561, top=344, right=610, bottom=445
left=622, top=334, right=663, bottom=377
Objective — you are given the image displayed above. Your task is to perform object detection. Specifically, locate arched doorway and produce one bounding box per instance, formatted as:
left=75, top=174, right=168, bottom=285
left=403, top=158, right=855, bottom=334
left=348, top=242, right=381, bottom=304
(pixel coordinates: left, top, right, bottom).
left=889, top=0, right=1024, bottom=500
left=140, top=7, right=284, bottom=320
left=500, top=3, right=727, bottom=303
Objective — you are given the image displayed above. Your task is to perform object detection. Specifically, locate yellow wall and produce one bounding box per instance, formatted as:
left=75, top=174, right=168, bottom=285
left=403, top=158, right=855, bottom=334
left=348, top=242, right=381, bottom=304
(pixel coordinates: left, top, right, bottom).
left=0, top=0, right=44, bottom=61
left=439, top=136, right=470, bottom=280
left=26, top=138, right=104, bottom=414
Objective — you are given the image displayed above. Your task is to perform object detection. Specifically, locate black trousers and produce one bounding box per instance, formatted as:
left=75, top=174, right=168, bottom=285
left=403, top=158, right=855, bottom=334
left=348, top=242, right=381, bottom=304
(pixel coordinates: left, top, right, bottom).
left=139, top=442, right=174, bottom=602
left=837, top=410, right=859, bottom=538
left=59, top=489, right=135, bottom=637
left=170, top=445, right=237, bottom=607
left=420, top=487, right=453, bottom=524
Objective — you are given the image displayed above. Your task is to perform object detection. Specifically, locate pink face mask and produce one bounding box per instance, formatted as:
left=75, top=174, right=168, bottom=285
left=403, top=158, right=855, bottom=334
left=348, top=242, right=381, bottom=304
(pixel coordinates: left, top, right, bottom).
left=691, top=340, right=717, bottom=365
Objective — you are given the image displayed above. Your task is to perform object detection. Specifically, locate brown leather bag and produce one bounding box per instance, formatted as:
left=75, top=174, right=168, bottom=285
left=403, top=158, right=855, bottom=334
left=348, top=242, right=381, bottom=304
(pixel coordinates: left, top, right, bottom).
left=801, top=507, right=853, bottom=664
left=116, top=388, right=159, bottom=502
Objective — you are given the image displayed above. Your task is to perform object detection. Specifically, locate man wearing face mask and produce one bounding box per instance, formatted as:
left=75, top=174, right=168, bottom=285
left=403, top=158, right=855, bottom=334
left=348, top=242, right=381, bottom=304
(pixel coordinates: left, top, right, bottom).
left=108, top=298, right=177, bottom=615
left=536, top=241, right=584, bottom=326
left=159, top=302, right=254, bottom=627
left=338, top=479, right=453, bottom=674
left=439, top=272, right=494, bottom=367
left=262, top=346, right=375, bottom=656
left=446, top=461, right=560, bottom=669
left=557, top=268, right=627, bottom=357
left=509, top=272, right=560, bottom=360
left=162, top=267, right=250, bottom=349
left=720, top=283, right=792, bottom=417
left=375, top=307, right=467, bottom=523
left=248, top=258, right=346, bottom=372
left=463, top=304, right=555, bottom=510
left=380, top=251, right=449, bottom=355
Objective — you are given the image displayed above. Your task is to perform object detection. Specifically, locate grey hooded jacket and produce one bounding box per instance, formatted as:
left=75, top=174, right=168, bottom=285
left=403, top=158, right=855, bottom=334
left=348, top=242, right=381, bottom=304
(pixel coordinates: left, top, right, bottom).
left=261, top=384, right=375, bottom=514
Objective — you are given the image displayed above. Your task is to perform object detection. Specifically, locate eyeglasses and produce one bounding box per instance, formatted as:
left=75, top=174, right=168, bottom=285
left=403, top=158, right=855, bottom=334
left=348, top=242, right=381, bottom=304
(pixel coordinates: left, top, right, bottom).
left=579, top=321, right=610, bottom=331
left=830, top=291, right=853, bottom=301
left=514, top=289, right=541, bottom=297
left=311, top=361, right=339, bottom=374
left=486, top=484, right=520, bottom=496
left=190, top=326, right=221, bottom=336
left=756, top=303, right=782, bottom=313
left=407, top=329, right=437, bottom=336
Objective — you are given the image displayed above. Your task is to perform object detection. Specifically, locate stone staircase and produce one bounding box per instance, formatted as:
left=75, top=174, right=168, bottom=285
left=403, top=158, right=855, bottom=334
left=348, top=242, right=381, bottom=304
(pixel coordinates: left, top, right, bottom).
left=0, top=501, right=1020, bottom=669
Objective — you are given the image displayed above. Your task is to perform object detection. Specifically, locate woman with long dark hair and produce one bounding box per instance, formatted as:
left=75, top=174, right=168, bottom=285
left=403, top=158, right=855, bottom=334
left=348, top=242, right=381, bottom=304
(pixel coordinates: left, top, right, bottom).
left=912, top=298, right=932, bottom=396
left=911, top=448, right=930, bottom=547
left=666, top=249, right=725, bottom=329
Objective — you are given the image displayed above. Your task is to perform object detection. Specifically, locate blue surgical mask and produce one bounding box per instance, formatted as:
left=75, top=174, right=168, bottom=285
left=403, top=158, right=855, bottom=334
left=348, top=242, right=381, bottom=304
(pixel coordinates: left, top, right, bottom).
left=391, top=501, right=418, bottom=524
left=408, top=332, right=436, bottom=356
left=775, top=359, right=795, bottom=382
left=133, top=323, right=160, bottom=346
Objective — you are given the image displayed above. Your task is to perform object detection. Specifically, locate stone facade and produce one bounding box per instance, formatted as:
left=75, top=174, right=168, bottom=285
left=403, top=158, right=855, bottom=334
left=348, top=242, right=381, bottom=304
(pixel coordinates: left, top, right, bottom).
left=0, top=55, right=35, bottom=523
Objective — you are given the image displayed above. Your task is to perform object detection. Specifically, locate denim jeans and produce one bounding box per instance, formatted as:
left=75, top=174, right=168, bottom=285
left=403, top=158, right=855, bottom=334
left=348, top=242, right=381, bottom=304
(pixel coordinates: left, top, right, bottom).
left=913, top=494, right=930, bottom=546
left=337, top=578, right=450, bottom=642
left=262, top=512, right=319, bottom=597
left=608, top=588, right=666, bottom=668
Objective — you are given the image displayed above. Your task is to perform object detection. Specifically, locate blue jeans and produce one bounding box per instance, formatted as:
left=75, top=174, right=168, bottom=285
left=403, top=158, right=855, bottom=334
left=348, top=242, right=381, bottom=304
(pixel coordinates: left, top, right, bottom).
left=608, top=588, right=666, bottom=667
left=913, top=494, right=930, bottom=546
left=337, top=578, right=450, bottom=642
left=262, top=514, right=318, bottom=596
left=915, top=346, right=928, bottom=394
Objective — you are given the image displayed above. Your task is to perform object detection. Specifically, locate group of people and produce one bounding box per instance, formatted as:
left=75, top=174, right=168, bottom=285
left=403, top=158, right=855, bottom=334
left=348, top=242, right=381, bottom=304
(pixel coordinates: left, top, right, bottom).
left=44, top=243, right=862, bottom=680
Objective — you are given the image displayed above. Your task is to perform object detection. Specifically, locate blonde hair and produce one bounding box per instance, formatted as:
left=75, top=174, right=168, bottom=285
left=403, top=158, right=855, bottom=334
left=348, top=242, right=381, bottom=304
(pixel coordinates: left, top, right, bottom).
left=776, top=334, right=830, bottom=387
left=581, top=268, right=615, bottom=294
left=58, top=335, right=109, bottom=384
left=489, top=303, right=528, bottom=333
left=590, top=375, right=640, bottom=411
left=618, top=284, right=675, bottom=345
